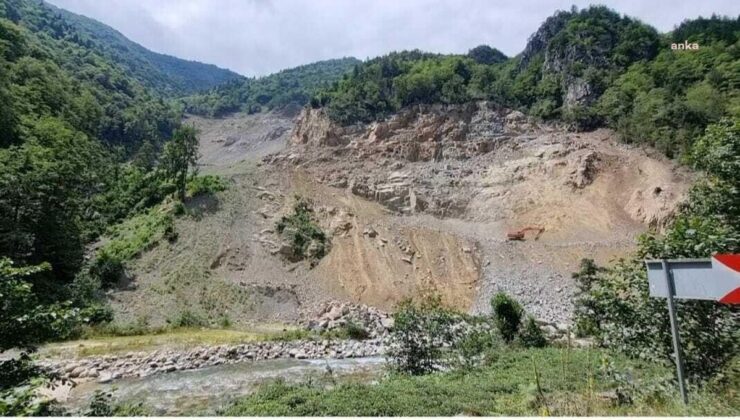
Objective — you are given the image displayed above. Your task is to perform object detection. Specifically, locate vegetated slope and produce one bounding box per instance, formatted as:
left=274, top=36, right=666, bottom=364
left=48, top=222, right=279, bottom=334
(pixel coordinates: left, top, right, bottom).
left=6, top=0, right=240, bottom=96
left=181, top=57, right=361, bottom=117
left=316, top=7, right=739, bottom=157
left=0, top=0, right=186, bottom=285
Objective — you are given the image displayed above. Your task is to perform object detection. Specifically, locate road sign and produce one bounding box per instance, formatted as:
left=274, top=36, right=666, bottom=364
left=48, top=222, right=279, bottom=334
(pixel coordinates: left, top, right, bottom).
left=644, top=254, right=740, bottom=405
left=646, top=254, right=740, bottom=302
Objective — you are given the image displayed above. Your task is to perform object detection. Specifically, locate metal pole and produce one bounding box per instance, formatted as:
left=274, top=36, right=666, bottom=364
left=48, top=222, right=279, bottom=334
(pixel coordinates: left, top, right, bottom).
left=662, top=260, right=688, bottom=404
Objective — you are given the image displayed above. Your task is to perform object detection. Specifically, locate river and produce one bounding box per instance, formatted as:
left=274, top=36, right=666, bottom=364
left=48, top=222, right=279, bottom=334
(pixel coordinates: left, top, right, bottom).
left=61, top=356, right=386, bottom=415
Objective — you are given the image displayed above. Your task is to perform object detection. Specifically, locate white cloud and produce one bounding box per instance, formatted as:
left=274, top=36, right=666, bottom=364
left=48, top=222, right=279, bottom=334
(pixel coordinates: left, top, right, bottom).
left=47, top=0, right=739, bottom=76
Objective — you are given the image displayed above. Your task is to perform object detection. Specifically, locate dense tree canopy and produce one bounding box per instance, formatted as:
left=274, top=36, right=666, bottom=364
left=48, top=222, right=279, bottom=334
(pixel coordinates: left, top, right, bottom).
left=314, top=7, right=739, bottom=160
left=4, top=0, right=240, bottom=96
left=181, top=58, right=360, bottom=117
left=467, top=45, right=507, bottom=65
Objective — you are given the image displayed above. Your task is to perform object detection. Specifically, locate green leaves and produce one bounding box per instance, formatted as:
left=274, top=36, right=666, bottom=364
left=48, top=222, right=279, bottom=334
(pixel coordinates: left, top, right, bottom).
left=182, top=58, right=360, bottom=118
left=275, top=197, right=329, bottom=265
left=573, top=122, right=739, bottom=382
left=491, top=293, right=524, bottom=343
left=161, top=125, right=200, bottom=201
left=690, top=119, right=740, bottom=183
left=0, top=258, right=79, bottom=352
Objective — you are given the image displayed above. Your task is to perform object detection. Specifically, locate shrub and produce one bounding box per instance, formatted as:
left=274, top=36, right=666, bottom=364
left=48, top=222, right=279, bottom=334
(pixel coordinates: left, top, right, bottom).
left=218, top=314, right=232, bottom=328
left=169, top=310, right=209, bottom=328
left=388, top=296, right=467, bottom=375
left=79, top=304, right=114, bottom=325
left=573, top=258, right=738, bottom=381
left=83, top=390, right=148, bottom=416
left=518, top=317, right=547, bottom=348
left=266, top=329, right=312, bottom=342
left=572, top=259, right=607, bottom=337
left=341, top=321, right=370, bottom=340
left=186, top=175, right=227, bottom=198
left=491, top=293, right=523, bottom=343
left=451, top=329, right=500, bottom=370
left=276, top=197, right=329, bottom=264
left=89, top=251, right=124, bottom=288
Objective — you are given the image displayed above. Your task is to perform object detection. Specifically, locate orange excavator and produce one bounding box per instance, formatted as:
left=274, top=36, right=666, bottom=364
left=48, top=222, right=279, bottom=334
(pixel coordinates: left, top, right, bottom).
left=507, top=226, right=545, bottom=241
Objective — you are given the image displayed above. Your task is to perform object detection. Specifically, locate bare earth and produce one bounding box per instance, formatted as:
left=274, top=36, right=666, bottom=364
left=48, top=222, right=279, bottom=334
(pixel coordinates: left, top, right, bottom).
left=108, top=104, right=691, bottom=326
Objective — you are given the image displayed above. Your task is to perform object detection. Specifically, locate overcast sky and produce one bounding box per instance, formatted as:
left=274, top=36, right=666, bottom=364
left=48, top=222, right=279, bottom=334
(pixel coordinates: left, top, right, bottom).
left=48, top=0, right=738, bottom=77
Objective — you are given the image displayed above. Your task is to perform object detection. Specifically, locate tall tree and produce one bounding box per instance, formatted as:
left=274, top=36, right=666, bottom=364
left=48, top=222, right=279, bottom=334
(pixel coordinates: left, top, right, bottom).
left=161, top=126, right=199, bottom=201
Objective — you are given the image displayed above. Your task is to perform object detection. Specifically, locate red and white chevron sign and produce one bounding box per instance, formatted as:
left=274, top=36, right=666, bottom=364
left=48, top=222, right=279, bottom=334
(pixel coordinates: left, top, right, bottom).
left=646, top=254, right=740, bottom=303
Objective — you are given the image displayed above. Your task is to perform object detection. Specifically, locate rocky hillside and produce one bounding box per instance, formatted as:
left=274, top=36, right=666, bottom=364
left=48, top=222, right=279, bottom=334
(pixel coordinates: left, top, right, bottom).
left=263, top=103, right=690, bottom=321
left=276, top=103, right=688, bottom=230
left=109, top=102, right=690, bottom=327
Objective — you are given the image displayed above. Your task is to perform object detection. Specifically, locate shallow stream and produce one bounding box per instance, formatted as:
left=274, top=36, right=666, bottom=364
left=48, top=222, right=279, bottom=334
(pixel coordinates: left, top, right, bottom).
left=63, top=356, right=386, bottom=415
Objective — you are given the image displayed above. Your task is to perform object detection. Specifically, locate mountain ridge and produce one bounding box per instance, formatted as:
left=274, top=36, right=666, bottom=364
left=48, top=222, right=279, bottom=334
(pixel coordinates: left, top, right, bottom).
left=6, top=0, right=241, bottom=95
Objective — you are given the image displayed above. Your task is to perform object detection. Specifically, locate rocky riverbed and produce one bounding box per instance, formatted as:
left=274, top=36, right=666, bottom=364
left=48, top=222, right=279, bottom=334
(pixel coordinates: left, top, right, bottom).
left=40, top=338, right=386, bottom=383
left=41, top=301, right=586, bottom=385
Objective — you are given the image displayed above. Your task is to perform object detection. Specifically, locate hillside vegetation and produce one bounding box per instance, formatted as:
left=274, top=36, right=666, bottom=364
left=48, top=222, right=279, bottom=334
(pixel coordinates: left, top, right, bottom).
left=181, top=57, right=360, bottom=117
left=0, top=1, right=232, bottom=414
left=3, top=0, right=240, bottom=95
left=316, top=7, right=739, bottom=158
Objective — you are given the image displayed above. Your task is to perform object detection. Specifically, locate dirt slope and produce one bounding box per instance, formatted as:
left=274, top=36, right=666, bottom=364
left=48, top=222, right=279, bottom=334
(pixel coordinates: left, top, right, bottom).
left=111, top=104, right=690, bottom=326
left=266, top=103, right=691, bottom=321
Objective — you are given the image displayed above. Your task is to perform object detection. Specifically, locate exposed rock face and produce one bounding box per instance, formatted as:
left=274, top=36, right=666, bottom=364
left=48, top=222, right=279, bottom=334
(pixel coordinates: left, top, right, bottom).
left=290, top=102, right=509, bottom=161
left=519, top=10, right=572, bottom=69
left=268, top=103, right=688, bottom=231
left=291, top=107, right=349, bottom=147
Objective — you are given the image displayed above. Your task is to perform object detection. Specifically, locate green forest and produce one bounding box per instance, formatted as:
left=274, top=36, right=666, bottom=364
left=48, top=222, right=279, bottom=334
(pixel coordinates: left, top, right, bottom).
left=0, top=1, right=226, bottom=413
left=10, top=0, right=240, bottom=95
left=181, top=57, right=361, bottom=117
left=317, top=7, right=739, bottom=158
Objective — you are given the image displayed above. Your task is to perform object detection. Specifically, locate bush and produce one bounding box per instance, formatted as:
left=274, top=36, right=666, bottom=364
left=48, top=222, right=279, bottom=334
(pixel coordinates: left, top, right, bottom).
left=451, top=329, right=500, bottom=370
left=87, top=315, right=167, bottom=337
left=572, top=259, right=607, bottom=337
left=186, top=175, right=227, bottom=198
left=83, top=390, right=148, bottom=416
left=491, top=293, right=523, bottom=343
left=79, top=304, right=114, bottom=325
left=169, top=310, right=209, bottom=328
left=518, top=317, right=547, bottom=348
left=388, top=297, right=460, bottom=375
left=89, top=251, right=124, bottom=288
left=573, top=258, right=738, bottom=382
left=276, top=197, right=329, bottom=264
left=338, top=321, right=370, bottom=340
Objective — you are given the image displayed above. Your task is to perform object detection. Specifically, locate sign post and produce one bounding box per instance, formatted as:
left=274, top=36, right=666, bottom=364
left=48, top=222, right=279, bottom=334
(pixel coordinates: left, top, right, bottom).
left=645, top=254, right=740, bottom=404
left=661, top=260, right=688, bottom=404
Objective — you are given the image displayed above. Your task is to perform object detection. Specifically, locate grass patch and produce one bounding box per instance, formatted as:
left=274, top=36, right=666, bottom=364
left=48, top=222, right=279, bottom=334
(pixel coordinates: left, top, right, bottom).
left=39, top=328, right=271, bottom=358
left=223, top=348, right=739, bottom=416
left=97, top=204, right=176, bottom=262
left=264, top=323, right=371, bottom=342
left=40, top=321, right=308, bottom=359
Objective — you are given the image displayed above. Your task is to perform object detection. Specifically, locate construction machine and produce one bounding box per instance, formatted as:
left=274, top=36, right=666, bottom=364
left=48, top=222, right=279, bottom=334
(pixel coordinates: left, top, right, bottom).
left=506, top=226, right=544, bottom=241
